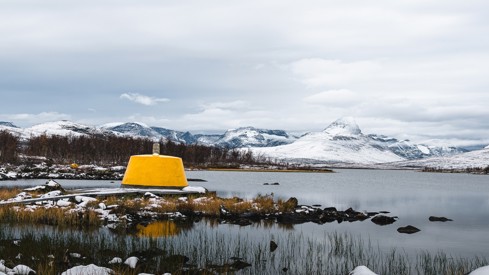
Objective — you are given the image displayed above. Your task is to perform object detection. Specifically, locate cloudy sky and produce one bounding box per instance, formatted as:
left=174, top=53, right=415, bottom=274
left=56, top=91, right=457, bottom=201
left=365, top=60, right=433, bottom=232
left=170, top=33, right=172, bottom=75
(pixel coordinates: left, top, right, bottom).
left=1, top=0, right=488, bottom=146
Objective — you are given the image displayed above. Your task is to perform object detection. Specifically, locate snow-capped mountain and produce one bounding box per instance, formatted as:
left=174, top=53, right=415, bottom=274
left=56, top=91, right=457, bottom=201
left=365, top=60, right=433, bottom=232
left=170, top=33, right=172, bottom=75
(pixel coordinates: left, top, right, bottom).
left=367, top=134, right=465, bottom=159
left=251, top=117, right=466, bottom=165
left=394, top=147, right=489, bottom=169
left=215, top=127, right=297, bottom=148
left=252, top=117, right=404, bottom=164
left=1, top=120, right=111, bottom=140
left=0, top=122, right=18, bottom=128
left=28, top=120, right=106, bottom=137
left=0, top=118, right=476, bottom=166
left=0, top=121, right=27, bottom=139
left=101, top=122, right=202, bottom=144
left=101, top=122, right=162, bottom=140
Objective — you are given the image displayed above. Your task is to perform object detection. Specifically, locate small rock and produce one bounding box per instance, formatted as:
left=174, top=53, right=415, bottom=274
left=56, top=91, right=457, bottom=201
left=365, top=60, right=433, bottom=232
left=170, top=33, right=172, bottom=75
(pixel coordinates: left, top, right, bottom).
left=429, top=216, right=453, bottom=222
left=231, top=259, right=251, bottom=270
left=397, top=225, right=420, bottom=234
left=271, top=182, right=279, bottom=185
left=263, top=183, right=269, bottom=185
left=108, top=257, right=123, bottom=264
left=270, top=241, right=278, bottom=252
left=371, top=215, right=397, bottom=225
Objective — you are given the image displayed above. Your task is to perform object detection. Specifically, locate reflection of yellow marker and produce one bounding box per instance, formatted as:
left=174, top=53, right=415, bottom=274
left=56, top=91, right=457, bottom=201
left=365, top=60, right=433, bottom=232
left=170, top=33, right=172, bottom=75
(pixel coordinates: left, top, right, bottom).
left=136, top=221, right=180, bottom=237
left=122, top=143, right=188, bottom=188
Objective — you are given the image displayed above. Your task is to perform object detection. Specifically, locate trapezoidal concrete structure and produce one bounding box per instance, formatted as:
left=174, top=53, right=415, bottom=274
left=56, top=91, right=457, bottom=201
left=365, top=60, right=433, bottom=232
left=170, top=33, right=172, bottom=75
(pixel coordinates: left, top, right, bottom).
left=122, top=154, right=189, bottom=188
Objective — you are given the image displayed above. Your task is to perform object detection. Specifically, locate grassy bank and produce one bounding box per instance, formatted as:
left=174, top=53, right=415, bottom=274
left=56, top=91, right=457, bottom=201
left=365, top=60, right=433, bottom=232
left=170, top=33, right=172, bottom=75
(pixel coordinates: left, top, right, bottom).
left=0, top=224, right=486, bottom=275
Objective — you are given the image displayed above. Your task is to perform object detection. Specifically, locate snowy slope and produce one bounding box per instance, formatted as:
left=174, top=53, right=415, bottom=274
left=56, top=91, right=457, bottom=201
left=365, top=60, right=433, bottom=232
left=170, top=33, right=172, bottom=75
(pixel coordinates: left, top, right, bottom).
left=28, top=120, right=108, bottom=137
left=394, top=147, right=489, bottom=169
left=215, top=127, right=296, bottom=148
left=252, top=118, right=405, bottom=164
left=0, top=118, right=476, bottom=166
left=0, top=122, right=27, bottom=138
left=100, top=122, right=161, bottom=139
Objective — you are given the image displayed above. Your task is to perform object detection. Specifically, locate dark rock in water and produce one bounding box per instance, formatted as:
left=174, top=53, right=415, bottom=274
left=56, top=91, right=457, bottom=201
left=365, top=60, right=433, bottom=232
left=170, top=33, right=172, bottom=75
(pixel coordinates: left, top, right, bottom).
left=379, top=211, right=390, bottom=214
left=323, top=207, right=337, bottom=213
left=397, top=225, right=420, bottom=234
left=271, top=182, right=280, bottom=185
left=282, top=267, right=289, bottom=272
left=158, top=254, right=190, bottom=271
left=187, top=178, right=207, bottom=182
left=130, top=248, right=166, bottom=259
left=276, top=213, right=310, bottom=224
left=429, top=216, right=453, bottom=222
left=235, top=218, right=252, bottom=226
left=270, top=240, right=278, bottom=252
left=371, top=215, right=397, bottom=225
left=312, top=204, right=322, bottom=207
left=263, top=183, right=269, bottom=185
left=231, top=260, right=252, bottom=270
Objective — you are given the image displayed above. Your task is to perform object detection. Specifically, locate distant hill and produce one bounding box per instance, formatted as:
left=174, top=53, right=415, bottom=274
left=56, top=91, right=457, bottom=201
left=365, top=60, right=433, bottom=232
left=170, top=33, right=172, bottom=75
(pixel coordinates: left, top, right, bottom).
left=1, top=118, right=476, bottom=166
left=251, top=117, right=466, bottom=165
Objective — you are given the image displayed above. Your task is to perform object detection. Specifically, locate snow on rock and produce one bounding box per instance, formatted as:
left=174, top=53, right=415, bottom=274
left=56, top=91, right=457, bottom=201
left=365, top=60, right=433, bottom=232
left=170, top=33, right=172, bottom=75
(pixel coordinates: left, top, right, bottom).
left=182, top=186, right=206, bottom=193
left=108, top=257, right=122, bottom=264
left=75, top=196, right=97, bottom=207
left=124, top=256, right=139, bottom=268
left=40, top=191, right=62, bottom=199
left=144, top=192, right=159, bottom=198
left=469, top=265, right=489, bottom=275
left=56, top=199, right=72, bottom=207
left=11, top=192, right=31, bottom=202
left=69, top=253, right=82, bottom=258
left=0, top=260, right=12, bottom=273
left=46, top=180, right=60, bottom=187
left=11, top=264, right=36, bottom=275
left=349, top=265, right=378, bottom=275
left=61, top=264, right=114, bottom=275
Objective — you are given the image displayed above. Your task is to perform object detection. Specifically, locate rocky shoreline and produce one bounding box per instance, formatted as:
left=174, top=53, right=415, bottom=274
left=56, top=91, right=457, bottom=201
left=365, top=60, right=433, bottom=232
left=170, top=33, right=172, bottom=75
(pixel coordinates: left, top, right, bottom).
left=0, top=180, right=461, bottom=274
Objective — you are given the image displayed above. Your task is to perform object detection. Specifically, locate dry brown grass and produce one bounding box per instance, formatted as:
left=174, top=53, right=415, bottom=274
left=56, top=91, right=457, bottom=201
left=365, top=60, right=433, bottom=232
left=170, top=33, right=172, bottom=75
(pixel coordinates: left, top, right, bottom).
left=253, top=194, right=275, bottom=214
left=276, top=198, right=297, bottom=213
left=190, top=197, right=221, bottom=216
left=0, top=187, right=24, bottom=200
left=0, top=205, right=101, bottom=227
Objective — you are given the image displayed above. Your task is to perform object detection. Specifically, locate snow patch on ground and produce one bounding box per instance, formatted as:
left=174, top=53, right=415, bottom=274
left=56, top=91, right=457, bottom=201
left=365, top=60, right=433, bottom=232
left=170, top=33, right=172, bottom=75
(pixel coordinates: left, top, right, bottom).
left=61, top=264, right=113, bottom=275
left=182, top=186, right=206, bottom=193
left=124, top=256, right=139, bottom=268
left=469, top=265, right=489, bottom=275
left=349, top=265, right=378, bottom=275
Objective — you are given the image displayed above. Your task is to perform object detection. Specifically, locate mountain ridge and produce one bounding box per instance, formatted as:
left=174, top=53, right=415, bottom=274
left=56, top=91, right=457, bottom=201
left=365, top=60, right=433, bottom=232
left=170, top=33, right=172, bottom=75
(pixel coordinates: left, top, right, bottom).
left=0, top=118, right=479, bottom=165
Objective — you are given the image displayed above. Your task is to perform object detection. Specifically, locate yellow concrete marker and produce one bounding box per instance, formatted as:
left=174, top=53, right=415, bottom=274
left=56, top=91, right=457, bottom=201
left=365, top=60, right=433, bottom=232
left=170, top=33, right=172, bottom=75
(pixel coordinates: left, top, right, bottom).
left=122, top=143, right=188, bottom=188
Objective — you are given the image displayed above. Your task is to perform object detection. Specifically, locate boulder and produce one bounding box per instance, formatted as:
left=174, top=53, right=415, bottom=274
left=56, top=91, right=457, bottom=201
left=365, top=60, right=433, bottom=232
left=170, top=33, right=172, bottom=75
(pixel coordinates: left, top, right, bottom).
left=397, top=225, right=420, bottom=234
left=371, top=215, right=397, bottom=225
left=270, top=241, right=278, bottom=252
left=429, top=216, right=453, bottom=222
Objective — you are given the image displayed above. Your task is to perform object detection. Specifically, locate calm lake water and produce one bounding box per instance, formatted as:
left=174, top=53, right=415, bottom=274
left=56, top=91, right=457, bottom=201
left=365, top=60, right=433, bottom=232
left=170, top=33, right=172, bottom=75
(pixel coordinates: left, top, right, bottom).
left=2, top=169, right=489, bottom=260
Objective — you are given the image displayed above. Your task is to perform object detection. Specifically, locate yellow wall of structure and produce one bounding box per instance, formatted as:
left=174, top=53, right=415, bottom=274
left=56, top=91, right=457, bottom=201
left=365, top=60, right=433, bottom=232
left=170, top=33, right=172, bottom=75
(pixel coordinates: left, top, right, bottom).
left=122, top=154, right=188, bottom=188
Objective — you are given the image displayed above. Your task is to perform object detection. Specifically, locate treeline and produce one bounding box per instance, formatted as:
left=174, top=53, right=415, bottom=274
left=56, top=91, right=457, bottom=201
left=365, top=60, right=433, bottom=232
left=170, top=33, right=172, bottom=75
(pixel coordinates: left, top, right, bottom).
left=422, top=166, right=489, bottom=175
left=0, top=130, right=264, bottom=167
left=0, top=131, right=19, bottom=163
